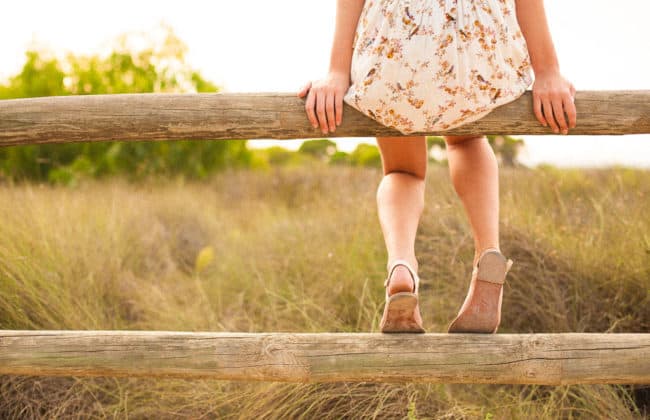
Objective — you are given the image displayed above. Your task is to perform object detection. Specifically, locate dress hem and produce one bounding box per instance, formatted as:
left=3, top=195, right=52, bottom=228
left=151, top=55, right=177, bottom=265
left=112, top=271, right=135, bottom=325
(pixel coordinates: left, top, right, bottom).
left=344, top=76, right=532, bottom=136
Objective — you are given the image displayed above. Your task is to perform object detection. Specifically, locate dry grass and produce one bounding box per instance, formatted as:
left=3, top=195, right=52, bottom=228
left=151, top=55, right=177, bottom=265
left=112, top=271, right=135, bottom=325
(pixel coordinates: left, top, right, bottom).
left=0, top=163, right=648, bottom=419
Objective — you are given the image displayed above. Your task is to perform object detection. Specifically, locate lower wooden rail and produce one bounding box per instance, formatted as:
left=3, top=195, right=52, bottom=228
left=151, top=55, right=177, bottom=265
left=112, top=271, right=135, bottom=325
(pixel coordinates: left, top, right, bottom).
left=0, top=331, right=648, bottom=384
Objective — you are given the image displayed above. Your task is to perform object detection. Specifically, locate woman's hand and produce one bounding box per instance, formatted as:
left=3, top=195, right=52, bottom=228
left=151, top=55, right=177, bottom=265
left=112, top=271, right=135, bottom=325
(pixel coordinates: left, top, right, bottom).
left=297, top=71, right=351, bottom=134
left=532, top=70, right=577, bottom=135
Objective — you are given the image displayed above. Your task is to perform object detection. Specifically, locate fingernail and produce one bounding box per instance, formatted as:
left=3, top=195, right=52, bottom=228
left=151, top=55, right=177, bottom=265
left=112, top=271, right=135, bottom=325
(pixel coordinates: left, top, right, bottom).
left=553, top=128, right=559, bottom=133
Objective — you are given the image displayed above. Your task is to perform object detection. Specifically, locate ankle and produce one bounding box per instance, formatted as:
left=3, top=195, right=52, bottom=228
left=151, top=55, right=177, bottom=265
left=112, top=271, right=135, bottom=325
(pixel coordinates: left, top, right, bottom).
left=472, top=247, right=501, bottom=267
left=386, top=257, right=418, bottom=273
left=386, top=265, right=416, bottom=296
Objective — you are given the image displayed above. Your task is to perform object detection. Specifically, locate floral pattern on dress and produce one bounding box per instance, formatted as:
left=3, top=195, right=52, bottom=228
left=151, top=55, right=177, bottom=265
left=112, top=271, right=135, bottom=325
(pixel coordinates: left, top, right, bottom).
left=343, top=0, right=534, bottom=135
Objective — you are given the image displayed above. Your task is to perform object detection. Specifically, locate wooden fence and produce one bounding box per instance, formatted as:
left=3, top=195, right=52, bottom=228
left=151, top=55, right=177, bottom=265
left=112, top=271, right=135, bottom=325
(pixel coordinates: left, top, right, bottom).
left=0, top=91, right=648, bottom=384
left=1, top=331, right=649, bottom=384
left=0, top=91, right=649, bottom=146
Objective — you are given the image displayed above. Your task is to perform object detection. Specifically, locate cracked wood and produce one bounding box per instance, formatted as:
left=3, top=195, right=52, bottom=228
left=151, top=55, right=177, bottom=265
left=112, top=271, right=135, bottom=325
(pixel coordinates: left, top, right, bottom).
left=0, top=91, right=649, bottom=146
left=0, top=331, right=648, bottom=384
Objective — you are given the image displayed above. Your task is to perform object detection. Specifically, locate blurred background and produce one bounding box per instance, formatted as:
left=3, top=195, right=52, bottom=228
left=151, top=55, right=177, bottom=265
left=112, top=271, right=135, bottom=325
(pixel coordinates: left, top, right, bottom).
left=1, top=1, right=648, bottom=418
left=1, top=0, right=649, bottom=183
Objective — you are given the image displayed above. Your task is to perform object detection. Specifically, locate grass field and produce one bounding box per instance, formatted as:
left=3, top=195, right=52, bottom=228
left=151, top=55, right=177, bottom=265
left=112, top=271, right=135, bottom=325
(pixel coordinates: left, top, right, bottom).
left=0, top=164, right=648, bottom=418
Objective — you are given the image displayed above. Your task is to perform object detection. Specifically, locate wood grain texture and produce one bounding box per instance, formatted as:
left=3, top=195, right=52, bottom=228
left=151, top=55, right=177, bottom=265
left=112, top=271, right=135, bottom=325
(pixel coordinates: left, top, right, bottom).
left=0, top=90, right=649, bottom=146
left=1, top=331, right=648, bottom=384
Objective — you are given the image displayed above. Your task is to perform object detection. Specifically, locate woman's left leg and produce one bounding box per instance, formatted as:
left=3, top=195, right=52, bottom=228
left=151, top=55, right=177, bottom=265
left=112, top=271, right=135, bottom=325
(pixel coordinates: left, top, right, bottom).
left=443, top=134, right=500, bottom=266
left=444, top=134, right=511, bottom=333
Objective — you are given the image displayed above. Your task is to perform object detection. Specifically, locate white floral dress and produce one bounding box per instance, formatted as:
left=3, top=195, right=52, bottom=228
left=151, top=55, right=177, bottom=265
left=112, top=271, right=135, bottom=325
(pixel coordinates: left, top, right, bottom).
left=342, top=0, right=534, bottom=135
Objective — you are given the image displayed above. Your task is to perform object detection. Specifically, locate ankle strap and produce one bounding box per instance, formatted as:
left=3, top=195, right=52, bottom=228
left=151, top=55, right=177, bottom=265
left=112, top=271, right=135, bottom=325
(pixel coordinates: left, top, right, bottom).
left=384, top=259, right=419, bottom=294
left=478, top=247, right=501, bottom=262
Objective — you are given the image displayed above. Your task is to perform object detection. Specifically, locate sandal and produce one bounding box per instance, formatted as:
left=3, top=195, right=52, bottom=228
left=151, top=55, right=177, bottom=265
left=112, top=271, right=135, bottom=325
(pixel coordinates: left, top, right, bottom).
left=379, top=259, right=426, bottom=333
left=447, top=248, right=513, bottom=334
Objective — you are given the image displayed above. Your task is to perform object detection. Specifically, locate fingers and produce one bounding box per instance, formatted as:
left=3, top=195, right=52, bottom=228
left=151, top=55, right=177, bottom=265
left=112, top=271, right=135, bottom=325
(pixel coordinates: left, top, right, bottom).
left=541, top=98, right=558, bottom=133
left=533, top=94, right=547, bottom=127
left=304, top=89, right=318, bottom=129
left=533, top=73, right=578, bottom=134
left=297, top=81, right=311, bottom=98
left=541, top=94, right=575, bottom=135
left=304, top=87, right=332, bottom=134
left=335, top=93, right=343, bottom=126
left=302, top=84, right=344, bottom=133
left=316, top=92, right=329, bottom=133
left=326, top=93, right=336, bottom=132
left=552, top=97, right=569, bottom=134
left=564, top=93, right=577, bottom=129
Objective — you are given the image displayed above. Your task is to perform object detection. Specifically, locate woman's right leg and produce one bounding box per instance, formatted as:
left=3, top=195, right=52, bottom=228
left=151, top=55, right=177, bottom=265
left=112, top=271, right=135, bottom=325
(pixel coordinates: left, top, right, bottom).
left=375, top=135, right=428, bottom=296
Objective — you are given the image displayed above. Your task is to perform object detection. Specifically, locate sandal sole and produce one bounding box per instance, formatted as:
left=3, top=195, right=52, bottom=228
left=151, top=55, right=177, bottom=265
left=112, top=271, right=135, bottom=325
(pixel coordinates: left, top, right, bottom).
left=447, top=281, right=503, bottom=333
left=380, top=293, right=426, bottom=333
left=447, top=252, right=507, bottom=333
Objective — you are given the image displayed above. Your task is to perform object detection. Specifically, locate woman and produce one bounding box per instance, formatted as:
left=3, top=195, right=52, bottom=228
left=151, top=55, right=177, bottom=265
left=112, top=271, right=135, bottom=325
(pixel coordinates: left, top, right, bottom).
left=297, top=0, right=576, bottom=333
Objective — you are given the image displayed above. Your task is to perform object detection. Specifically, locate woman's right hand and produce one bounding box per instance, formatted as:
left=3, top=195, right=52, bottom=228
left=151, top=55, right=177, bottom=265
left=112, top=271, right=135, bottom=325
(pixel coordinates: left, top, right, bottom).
left=297, top=71, right=351, bottom=134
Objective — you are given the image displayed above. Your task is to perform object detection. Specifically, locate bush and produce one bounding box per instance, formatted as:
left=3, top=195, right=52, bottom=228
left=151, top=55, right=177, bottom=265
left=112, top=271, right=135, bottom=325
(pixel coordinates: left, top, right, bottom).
left=349, top=143, right=382, bottom=167
left=0, top=25, right=247, bottom=184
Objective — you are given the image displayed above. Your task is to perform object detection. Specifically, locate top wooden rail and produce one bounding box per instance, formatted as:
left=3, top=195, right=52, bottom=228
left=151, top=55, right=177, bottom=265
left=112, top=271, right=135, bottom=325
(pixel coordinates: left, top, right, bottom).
left=0, top=90, right=649, bottom=146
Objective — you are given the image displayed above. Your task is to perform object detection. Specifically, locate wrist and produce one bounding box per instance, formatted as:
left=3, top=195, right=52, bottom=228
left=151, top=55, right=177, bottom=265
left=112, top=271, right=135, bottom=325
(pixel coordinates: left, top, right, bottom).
left=329, top=54, right=352, bottom=78
left=328, top=67, right=351, bottom=80
left=533, top=63, right=561, bottom=78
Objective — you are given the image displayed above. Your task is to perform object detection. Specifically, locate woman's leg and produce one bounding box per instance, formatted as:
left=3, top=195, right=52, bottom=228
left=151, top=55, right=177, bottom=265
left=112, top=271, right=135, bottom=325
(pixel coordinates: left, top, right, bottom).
left=444, top=133, right=506, bottom=333
left=375, top=135, right=427, bottom=296
left=443, top=134, right=500, bottom=266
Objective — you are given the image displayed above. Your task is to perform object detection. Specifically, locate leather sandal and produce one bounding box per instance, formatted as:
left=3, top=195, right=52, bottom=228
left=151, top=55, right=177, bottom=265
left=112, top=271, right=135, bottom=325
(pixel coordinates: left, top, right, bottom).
left=379, top=259, right=426, bottom=333
left=447, top=248, right=513, bottom=334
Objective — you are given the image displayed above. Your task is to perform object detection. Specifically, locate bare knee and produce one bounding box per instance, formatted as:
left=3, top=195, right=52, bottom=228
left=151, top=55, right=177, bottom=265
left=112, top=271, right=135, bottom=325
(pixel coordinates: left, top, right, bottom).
left=376, top=136, right=427, bottom=180
left=384, top=167, right=426, bottom=181
left=376, top=171, right=426, bottom=212
left=444, top=134, right=485, bottom=149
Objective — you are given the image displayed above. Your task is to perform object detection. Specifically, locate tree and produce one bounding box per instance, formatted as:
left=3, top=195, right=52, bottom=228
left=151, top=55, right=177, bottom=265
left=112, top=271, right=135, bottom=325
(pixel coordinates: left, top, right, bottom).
left=487, top=135, right=525, bottom=167
left=0, top=24, right=247, bottom=184
left=349, top=143, right=382, bottom=167
left=298, top=139, right=337, bottom=161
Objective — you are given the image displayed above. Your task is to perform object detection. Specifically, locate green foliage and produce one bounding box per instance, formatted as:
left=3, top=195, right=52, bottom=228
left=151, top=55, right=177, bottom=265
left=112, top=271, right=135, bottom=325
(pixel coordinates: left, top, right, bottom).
left=66, top=52, right=158, bottom=95
left=265, top=146, right=297, bottom=166
left=0, top=25, right=251, bottom=184
left=349, top=143, right=382, bottom=167
left=329, top=150, right=350, bottom=165
left=248, top=146, right=313, bottom=170
left=486, top=135, right=525, bottom=167
left=0, top=51, right=67, bottom=99
left=298, top=139, right=337, bottom=161
left=425, top=134, right=525, bottom=167
left=426, top=136, right=445, bottom=151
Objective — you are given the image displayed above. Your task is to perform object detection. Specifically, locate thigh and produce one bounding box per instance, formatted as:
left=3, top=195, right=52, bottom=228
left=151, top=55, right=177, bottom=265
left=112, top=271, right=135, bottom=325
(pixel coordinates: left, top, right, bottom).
left=376, top=135, right=427, bottom=179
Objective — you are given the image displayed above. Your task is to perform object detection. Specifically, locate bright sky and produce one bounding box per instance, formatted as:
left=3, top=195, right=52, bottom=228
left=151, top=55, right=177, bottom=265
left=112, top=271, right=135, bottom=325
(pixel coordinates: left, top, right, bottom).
left=2, top=1, right=649, bottom=167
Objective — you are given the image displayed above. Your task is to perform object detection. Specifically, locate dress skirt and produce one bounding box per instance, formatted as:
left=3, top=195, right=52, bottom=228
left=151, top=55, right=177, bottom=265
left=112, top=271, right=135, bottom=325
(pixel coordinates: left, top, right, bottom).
left=342, top=0, right=534, bottom=135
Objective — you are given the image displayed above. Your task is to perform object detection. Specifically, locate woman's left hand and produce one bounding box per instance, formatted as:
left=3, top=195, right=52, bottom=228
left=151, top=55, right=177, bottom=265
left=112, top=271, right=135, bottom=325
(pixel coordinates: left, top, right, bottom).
left=531, top=70, right=577, bottom=135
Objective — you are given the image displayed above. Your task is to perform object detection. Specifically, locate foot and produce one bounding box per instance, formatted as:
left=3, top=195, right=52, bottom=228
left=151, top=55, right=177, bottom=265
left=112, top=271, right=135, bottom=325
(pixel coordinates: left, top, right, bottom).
left=447, top=249, right=513, bottom=334
left=380, top=261, right=425, bottom=333
left=386, top=265, right=416, bottom=296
